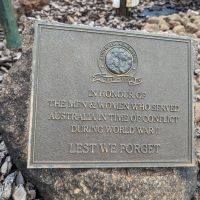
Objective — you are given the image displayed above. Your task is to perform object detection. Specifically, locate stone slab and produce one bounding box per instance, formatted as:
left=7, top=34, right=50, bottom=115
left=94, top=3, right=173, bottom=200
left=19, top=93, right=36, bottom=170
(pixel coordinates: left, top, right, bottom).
left=28, top=22, right=194, bottom=168
left=0, top=21, right=197, bottom=200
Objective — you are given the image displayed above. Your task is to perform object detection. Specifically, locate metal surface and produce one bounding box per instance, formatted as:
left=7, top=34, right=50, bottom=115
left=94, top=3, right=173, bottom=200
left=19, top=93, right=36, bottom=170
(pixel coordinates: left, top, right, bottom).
left=0, top=0, right=21, bottom=48
left=28, top=22, right=194, bottom=168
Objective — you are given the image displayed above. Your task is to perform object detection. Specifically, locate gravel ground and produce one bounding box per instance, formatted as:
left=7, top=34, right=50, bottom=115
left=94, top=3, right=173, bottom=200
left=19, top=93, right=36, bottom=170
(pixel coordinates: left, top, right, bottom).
left=0, top=133, right=39, bottom=199
left=1, top=0, right=200, bottom=199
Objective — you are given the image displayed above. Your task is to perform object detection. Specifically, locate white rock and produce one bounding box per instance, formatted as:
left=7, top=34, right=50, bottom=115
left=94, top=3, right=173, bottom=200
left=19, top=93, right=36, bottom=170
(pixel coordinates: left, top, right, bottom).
left=0, top=141, right=8, bottom=152
left=2, top=184, right=12, bottom=199
left=112, top=0, right=120, bottom=8
left=28, top=190, right=36, bottom=199
left=4, top=172, right=16, bottom=185
left=0, top=66, right=8, bottom=73
left=89, top=21, right=95, bottom=26
left=2, top=172, right=16, bottom=199
left=187, top=9, right=200, bottom=16
left=1, top=156, right=12, bottom=175
left=185, top=22, right=198, bottom=34
left=126, top=0, right=140, bottom=7
left=51, top=2, right=60, bottom=9
left=1, top=162, right=7, bottom=175
left=43, top=5, right=50, bottom=12
left=59, top=7, right=66, bottom=13
left=143, top=23, right=159, bottom=32
left=12, top=185, right=27, bottom=200
left=13, top=52, right=22, bottom=61
left=195, top=95, right=200, bottom=101
left=0, top=56, right=12, bottom=63
left=19, top=15, right=27, bottom=22
left=195, top=69, right=200, bottom=75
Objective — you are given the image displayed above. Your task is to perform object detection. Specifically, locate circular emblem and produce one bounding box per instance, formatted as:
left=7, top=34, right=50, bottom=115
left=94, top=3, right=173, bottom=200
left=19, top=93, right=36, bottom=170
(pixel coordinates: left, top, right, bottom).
left=105, top=47, right=133, bottom=74
left=98, top=41, right=138, bottom=76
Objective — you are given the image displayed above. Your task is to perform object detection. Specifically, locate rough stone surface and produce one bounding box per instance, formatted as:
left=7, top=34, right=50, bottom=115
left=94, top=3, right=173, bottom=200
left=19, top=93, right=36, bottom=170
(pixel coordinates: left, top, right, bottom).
left=12, top=185, right=27, bottom=200
left=0, top=21, right=198, bottom=200
left=143, top=23, right=160, bottom=32
left=185, top=22, right=198, bottom=34
left=173, top=25, right=185, bottom=34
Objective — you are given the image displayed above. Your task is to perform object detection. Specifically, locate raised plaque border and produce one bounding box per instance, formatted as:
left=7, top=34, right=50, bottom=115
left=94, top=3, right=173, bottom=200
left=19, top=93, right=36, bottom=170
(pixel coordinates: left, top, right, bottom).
left=28, top=22, right=195, bottom=168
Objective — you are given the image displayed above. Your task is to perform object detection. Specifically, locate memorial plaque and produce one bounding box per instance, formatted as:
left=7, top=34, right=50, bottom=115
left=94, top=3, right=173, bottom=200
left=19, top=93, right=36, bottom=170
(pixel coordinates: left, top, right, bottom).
left=28, top=22, right=194, bottom=168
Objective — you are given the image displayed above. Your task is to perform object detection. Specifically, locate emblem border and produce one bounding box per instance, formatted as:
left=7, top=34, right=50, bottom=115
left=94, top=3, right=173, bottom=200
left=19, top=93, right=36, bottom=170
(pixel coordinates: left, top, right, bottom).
left=98, top=41, right=138, bottom=76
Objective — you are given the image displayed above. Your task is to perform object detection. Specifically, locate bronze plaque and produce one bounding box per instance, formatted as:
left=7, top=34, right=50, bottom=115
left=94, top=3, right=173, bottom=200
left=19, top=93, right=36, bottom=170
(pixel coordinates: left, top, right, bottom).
left=28, top=22, right=195, bottom=168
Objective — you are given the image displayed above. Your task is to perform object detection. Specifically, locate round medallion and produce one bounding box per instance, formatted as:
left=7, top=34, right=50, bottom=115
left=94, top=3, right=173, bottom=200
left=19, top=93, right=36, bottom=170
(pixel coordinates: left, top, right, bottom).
left=98, top=41, right=138, bottom=76
left=105, top=47, right=133, bottom=75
